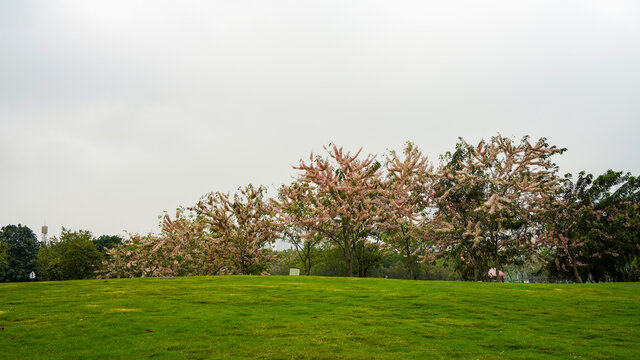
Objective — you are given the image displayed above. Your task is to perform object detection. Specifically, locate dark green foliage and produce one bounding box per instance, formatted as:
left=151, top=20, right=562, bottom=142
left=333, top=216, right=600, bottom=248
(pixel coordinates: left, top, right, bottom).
left=93, top=234, right=123, bottom=253
left=36, top=229, right=103, bottom=281
left=0, top=241, right=9, bottom=280
left=544, top=170, right=640, bottom=282
left=309, top=245, right=348, bottom=277
left=275, top=245, right=461, bottom=280
left=308, top=242, right=384, bottom=278
left=379, top=252, right=462, bottom=280
left=0, top=224, right=40, bottom=282
left=352, top=240, right=384, bottom=277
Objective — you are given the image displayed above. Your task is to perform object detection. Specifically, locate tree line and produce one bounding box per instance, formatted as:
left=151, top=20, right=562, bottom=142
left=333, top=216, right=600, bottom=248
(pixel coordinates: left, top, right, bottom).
left=2, top=135, right=638, bottom=282
left=0, top=226, right=122, bottom=282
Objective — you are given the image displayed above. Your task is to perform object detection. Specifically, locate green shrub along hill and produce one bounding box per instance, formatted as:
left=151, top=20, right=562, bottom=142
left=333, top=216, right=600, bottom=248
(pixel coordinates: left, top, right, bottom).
left=1, top=276, right=639, bottom=359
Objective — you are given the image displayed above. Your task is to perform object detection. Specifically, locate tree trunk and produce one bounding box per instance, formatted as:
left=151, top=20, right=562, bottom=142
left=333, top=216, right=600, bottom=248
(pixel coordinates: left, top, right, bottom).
left=473, top=262, right=480, bottom=281
left=407, top=263, right=414, bottom=280
left=304, top=263, right=311, bottom=276
left=304, top=243, right=312, bottom=275
left=493, top=234, right=501, bottom=283
left=357, top=242, right=364, bottom=277
left=405, top=240, right=415, bottom=280
left=495, top=254, right=501, bottom=283
left=568, top=248, right=582, bottom=283
left=341, top=223, right=353, bottom=277
left=344, top=244, right=353, bottom=277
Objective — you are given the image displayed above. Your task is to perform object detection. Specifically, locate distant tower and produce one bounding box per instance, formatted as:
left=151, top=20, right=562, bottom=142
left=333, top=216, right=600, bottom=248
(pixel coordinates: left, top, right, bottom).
left=41, top=225, right=48, bottom=244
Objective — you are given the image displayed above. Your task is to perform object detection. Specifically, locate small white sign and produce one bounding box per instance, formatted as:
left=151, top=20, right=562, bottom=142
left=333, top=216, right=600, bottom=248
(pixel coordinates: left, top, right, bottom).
left=289, top=268, right=300, bottom=276
left=29, top=271, right=36, bottom=280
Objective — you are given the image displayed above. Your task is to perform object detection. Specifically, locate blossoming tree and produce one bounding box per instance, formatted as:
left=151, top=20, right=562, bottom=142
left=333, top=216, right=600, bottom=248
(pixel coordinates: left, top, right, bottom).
left=98, top=211, right=221, bottom=278
left=193, top=184, right=278, bottom=275
left=430, top=135, right=564, bottom=281
left=276, top=181, right=324, bottom=275
left=278, top=145, right=385, bottom=277
left=380, top=142, right=435, bottom=279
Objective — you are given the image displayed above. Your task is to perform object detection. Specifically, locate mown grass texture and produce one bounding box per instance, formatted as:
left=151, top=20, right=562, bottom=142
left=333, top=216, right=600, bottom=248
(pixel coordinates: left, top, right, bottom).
left=1, top=276, right=639, bottom=359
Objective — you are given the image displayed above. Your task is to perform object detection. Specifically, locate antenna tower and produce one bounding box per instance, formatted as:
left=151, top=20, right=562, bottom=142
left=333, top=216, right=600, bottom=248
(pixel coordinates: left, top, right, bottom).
left=41, top=225, right=48, bottom=244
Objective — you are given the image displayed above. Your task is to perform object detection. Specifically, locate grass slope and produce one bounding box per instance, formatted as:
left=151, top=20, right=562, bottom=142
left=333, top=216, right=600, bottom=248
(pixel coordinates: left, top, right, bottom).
left=1, top=276, right=639, bottom=359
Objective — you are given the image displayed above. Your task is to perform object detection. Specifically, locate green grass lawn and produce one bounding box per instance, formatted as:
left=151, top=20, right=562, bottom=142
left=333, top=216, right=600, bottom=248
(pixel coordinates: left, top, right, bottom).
left=1, top=276, right=639, bottom=359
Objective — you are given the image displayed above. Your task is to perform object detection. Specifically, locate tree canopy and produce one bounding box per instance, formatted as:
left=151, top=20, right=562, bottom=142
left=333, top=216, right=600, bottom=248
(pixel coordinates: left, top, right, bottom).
left=539, top=170, right=640, bottom=282
left=429, top=135, right=565, bottom=280
left=0, top=224, right=40, bottom=282
left=36, top=228, right=103, bottom=280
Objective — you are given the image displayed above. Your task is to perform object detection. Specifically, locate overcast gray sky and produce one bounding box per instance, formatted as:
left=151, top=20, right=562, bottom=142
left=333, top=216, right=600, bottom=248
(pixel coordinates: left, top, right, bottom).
left=1, top=1, right=639, bottom=240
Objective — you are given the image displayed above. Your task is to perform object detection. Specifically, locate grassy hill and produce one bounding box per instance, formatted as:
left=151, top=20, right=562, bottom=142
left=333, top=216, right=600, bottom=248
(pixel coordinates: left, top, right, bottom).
left=1, top=276, right=639, bottom=359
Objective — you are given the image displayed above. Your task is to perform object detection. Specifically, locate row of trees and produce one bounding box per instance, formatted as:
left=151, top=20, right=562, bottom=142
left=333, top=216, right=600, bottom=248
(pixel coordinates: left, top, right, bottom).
left=100, top=135, right=638, bottom=282
left=0, top=225, right=121, bottom=282
left=3, top=135, right=637, bottom=282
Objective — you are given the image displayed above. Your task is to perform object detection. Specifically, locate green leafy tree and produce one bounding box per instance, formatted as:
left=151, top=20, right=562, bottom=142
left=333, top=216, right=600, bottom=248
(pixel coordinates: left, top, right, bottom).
left=0, top=224, right=40, bottom=282
left=93, top=235, right=123, bottom=253
left=36, top=228, right=103, bottom=280
left=540, top=170, right=640, bottom=282
left=309, top=244, right=348, bottom=277
left=36, top=245, right=63, bottom=281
